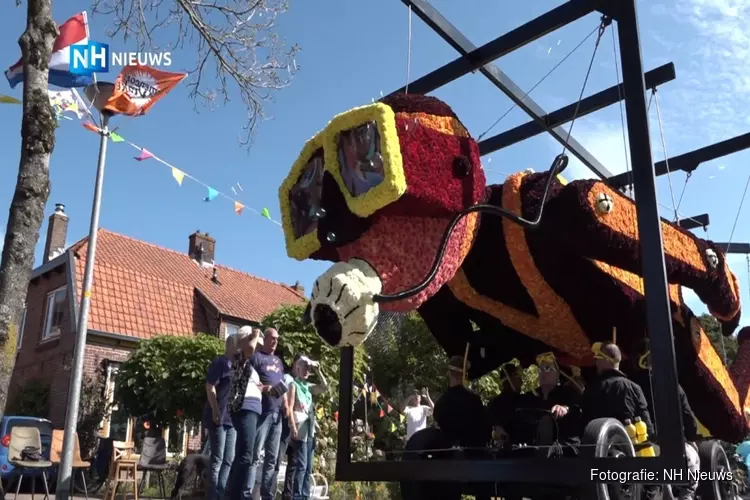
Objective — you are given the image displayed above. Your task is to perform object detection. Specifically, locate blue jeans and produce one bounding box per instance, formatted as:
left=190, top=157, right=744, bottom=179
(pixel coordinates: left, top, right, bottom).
left=229, top=410, right=259, bottom=500
left=208, top=424, right=236, bottom=500
left=271, top=416, right=291, bottom=492
left=248, top=410, right=283, bottom=500
left=291, top=438, right=315, bottom=500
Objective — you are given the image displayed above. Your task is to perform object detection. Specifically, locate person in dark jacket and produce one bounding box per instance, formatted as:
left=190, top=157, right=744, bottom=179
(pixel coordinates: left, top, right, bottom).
left=580, top=342, right=655, bottom=438
left=631, top=349, right=700, bottom=500
left=433, top=356, right=489, bottom=449
left=487, top=361, right=534, bottom=446
left=528, top=353, right=582, bottom=452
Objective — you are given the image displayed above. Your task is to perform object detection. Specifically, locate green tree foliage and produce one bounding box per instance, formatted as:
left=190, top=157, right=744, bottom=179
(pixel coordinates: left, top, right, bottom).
left=5, top=378, right=49, bottom=417
left=115, top=334, right=224, bottom=427
left=697, top=313, right=738, bottom=365
left=77, top=365, right=111, bottom=458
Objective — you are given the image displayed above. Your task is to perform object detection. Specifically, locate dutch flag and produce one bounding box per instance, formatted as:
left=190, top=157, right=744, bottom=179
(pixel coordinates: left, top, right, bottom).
left=5, top=11, right=94, bottom=89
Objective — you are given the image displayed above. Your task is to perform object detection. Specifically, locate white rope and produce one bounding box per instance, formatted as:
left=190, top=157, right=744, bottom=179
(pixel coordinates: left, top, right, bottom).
left=652, top=89, right=679, bottom=223
left=405, top=5, right=412, bottom=95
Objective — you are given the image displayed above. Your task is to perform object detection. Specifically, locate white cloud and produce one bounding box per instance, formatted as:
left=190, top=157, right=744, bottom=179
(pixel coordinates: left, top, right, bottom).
left=654, top=0, right=750, bottom=143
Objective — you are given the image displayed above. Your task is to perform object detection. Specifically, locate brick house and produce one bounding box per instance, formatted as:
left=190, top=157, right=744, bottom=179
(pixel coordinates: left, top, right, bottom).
left=9, top=204, right=306, bottom=451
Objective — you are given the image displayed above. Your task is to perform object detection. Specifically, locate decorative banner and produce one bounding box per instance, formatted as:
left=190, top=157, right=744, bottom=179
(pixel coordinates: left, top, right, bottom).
left=204, top=187, right=219, bottom=202
left=0, top=95, right=21, bottom=104
left=134, top=148, right=154, bottom=161
left=49, top=89, right=89, bottom=120
left=104, top=64, right=187, bottom=116
left=80, top=121, right=280, bottom=225
left=234, top=201, right=244, bottom=215
left=400, top=414, right=405, bottom=423
left=379, top=409, right=385, bottom=418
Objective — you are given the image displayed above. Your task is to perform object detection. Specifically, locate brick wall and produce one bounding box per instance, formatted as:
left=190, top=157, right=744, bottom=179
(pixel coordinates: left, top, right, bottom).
left=10, top=265, right=73, bottom=425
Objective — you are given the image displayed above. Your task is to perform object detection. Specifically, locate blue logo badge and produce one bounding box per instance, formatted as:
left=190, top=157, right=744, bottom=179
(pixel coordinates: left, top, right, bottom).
left=70, top=41, right=109, bottom=75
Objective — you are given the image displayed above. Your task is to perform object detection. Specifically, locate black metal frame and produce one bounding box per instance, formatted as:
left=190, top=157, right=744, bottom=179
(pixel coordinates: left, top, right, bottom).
left=334, top=0, right=747, bottom=488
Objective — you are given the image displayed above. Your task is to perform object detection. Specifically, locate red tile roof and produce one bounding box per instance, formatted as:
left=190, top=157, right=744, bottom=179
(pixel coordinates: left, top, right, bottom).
left=69, top=229, right=305, bottom=339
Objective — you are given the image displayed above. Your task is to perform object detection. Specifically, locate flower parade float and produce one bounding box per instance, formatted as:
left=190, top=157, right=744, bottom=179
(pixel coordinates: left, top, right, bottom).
left=278, top=93, right=750, bottom=447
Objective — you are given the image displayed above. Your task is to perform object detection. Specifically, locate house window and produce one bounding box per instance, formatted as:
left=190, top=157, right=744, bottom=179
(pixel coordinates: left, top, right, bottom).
left=224, top=322, right=241, bottom=338
left=17, top=305, right=26, bottom=349
left=42, top=287, right=67, bottom=339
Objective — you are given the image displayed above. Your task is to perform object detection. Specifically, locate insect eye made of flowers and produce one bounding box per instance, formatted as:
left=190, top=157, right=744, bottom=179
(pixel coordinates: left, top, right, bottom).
left=595, top=193, right=614, bottom=214
left=452, top=155, right=473, bottom=179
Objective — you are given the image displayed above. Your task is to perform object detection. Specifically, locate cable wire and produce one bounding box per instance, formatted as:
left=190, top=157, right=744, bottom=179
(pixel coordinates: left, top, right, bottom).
left=652, top=89, right=679, bottom=223
left=476, top=24, right=601, bottom=141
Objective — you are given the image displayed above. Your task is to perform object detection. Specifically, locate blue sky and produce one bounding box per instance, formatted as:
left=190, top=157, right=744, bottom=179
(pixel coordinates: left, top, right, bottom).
left=1, top=0, right=749, bottom=327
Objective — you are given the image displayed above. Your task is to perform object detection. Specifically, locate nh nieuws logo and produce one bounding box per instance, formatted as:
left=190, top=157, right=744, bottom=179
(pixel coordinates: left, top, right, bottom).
left=70, top=42, right=172, bottom=75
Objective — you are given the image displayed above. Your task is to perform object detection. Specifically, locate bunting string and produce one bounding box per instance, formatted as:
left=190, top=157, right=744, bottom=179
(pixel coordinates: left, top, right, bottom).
left=81, top=122, right=280, bottom=225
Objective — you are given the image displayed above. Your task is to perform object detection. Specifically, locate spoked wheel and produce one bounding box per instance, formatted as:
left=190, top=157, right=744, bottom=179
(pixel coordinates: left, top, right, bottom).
left=582, top=418, right=642, bottom=500
left=696, top=440, right=734, bottom=500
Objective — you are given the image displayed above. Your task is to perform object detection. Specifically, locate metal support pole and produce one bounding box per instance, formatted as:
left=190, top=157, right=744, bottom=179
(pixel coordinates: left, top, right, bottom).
left=56, top=112, right=111, bottom=500
left=616, top=0, right=686, bottom=465
left=336, top=347, right=354, bottom=477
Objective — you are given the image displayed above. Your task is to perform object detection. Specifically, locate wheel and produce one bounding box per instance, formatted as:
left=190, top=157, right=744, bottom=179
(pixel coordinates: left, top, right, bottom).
left=696, top=440, right=733, bottom=500
left=582, top=418, right=642, bottom=500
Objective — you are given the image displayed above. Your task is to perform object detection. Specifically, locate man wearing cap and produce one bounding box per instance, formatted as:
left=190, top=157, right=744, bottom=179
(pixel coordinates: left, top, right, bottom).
left=580, top=342, right=654, bottom=438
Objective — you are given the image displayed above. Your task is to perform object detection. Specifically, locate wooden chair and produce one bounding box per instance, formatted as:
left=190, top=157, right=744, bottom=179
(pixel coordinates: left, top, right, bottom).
left=102, top=440, right=138, bottom=500
left=50, top=430, right=91, bottom=500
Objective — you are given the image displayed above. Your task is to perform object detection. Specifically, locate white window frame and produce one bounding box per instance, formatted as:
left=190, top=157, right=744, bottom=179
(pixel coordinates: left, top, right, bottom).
left=42, top=286, right=67, bottom=339
left=17, top=305, right=26, bottom=349
left=224, top=322, right=241, bottom=339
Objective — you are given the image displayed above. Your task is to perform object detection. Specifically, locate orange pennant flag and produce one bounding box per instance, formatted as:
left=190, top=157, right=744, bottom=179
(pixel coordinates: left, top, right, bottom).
left=104, top=64, right=187, bottom=116
left=82, top=122, right=100, bottom=133
left=234, top=201, right=244, bottom=215
left=379, top=409, right=385, bottom=418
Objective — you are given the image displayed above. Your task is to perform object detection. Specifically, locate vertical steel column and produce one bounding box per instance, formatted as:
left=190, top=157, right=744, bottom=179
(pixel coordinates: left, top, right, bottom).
left=615, top=0, right=686, bottom=463
left=336, top=347, right=354, bottom=476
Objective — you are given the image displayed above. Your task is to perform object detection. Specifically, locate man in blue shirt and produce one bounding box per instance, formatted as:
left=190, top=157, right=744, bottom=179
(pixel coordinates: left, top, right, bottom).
left=248, top=328, right=287, bottom=500
left=203, top=334, right=238, bottom=500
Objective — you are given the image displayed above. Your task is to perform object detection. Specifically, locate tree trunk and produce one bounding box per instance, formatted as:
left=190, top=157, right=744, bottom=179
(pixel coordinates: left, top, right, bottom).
left=0, top=0, right=57, bottom=419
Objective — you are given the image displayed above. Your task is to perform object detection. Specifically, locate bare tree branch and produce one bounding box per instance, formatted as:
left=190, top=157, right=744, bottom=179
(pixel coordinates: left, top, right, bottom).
left=91, top=0, right=300, bottom=147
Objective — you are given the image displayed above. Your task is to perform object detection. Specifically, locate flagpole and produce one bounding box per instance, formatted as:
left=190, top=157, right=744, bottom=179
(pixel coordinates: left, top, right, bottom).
left=55, top=84, right=113, bottom=500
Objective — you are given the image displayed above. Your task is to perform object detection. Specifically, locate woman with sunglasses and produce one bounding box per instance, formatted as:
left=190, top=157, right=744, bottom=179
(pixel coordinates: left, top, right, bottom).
left=287, top=354, right=328, bottom=500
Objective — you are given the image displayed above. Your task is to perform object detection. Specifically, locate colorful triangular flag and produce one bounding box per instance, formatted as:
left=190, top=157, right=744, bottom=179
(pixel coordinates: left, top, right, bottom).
left=234, top=201, right=244, bottom=215
left=261, top=208, right=271, bottom=220
left=361, top=387, right=367, bottom=397
left=82, top=122, right=100, bottom=133
left=109, top=132, right=124, bottom=143
left=204, top=187, right=219, bottom=202
left=379, top=409, right=385, bottom=418
left=135, top=149, right=153, bottom=161
left=370, top=392, right=377, bottom=405
left=171, top=167, right=185, bottom=186
left=390, top=422, right=397, bottom=432
left=316, top=407, right=324, bottom=419
left=386, top=405, right=393, bottom=413
left=400, top=414, right=405, bottom=423
left=0, top=95, right=21, bottom=104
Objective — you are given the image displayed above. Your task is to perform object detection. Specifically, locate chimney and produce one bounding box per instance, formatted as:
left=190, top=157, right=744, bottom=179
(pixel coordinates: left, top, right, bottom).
left=188, top=230, right=216, bottom=264
left=44, top=203, right=68, bottom=263
left=291, top=281, right=305, bottom=295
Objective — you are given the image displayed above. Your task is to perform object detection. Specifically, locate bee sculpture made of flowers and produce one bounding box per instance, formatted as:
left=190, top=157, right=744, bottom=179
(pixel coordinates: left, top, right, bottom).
left=278, top=93, right=750, bottom=442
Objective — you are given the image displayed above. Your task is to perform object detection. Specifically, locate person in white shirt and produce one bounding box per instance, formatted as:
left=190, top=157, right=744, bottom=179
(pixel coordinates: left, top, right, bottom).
left=402, top=388, right=434, bottom=440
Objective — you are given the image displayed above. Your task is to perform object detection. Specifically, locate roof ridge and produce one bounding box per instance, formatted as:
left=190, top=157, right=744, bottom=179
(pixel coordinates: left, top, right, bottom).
left=71, top=228, right=305, bottom=296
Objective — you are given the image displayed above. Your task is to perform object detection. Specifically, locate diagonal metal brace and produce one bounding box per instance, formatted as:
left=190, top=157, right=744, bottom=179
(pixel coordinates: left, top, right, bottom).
left=394, top=0, right=614, bottom=179
left=479, top=63, right=676, bottom=154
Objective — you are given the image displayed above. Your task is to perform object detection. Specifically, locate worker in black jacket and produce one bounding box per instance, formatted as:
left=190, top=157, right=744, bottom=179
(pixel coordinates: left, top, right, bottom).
left=580, top=342, right=655, bottom=438
left=630, top=349, right=700, bottom=500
